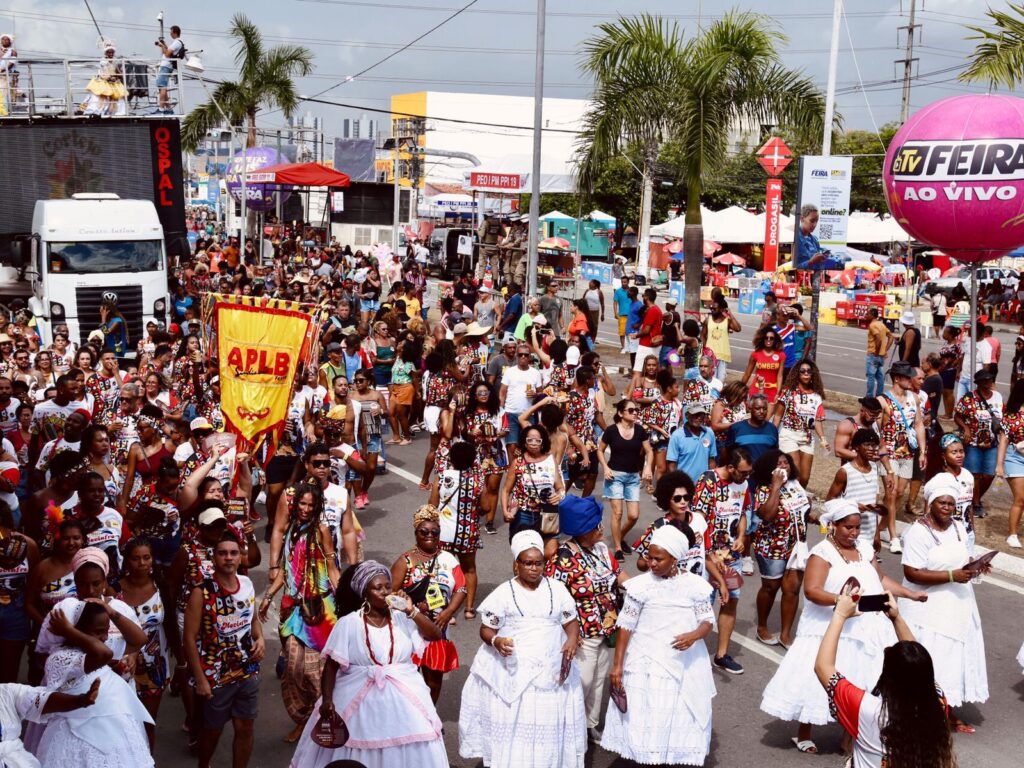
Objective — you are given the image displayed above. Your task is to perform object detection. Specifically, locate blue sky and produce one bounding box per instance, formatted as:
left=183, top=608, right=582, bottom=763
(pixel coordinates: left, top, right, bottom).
left=0, top=0, right=1011, bottom=144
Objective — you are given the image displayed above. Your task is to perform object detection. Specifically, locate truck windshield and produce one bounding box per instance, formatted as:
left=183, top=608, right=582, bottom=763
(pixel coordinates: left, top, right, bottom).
left=47, top=241, right=162, bottom=274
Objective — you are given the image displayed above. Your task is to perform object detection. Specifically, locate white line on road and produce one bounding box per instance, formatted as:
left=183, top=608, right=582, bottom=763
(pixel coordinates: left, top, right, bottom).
left=730, top=633, right=785, bottom=665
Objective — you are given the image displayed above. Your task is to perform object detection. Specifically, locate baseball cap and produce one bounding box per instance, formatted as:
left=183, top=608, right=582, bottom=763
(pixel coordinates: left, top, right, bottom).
left=325, top=342, right=342, bottom=353
left=889, top=361, right=914, bottom=380
left=565, top=346, right=581, bottom=365
left=687, top=404, right=709, bottom=416
left=665, top=300, right=677, bottom=308
left=532, top=314, right=548, bottom=325
left=198, top=508, right=227, bottom=527
left=974, top=369, right=996, bottom=383
left=502, top=333, right=517, bottom=346
left=453, top=322, right=469, bottom=335
left=190, top=416, right=215, bottom=433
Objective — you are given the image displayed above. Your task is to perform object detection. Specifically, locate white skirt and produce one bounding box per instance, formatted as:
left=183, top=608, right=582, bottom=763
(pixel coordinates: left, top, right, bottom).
left=458, top=670, right=586, bottom=768
left=289, top=739, right=449, bottom=768
left=1017, top=641, right=1024, bottom=672
left=760, top=631, right=889, bottom=726
left=601, top=663, right=715, bottom=766
left=34, top=714, right=153, bottom=768
left=904, top=620, right=988, bottom=707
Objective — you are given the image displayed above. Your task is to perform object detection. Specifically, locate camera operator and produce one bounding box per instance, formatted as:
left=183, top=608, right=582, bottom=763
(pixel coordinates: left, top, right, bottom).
left=155, top=24, right=184, bottom=112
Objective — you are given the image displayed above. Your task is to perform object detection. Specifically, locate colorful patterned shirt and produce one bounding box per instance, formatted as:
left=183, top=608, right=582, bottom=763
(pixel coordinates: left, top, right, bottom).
left=954, top=389, right=1004, bottom=449
left=776, top=388, right=825, bottom=442
left=193, top=574, right=259, bottom=689
left=880, top=390, right=920, bottom=459
left=632, top=513, right=709, bottom=578
left=753, top=480, right=810, bottom=560
left=640, top=396, right=682, bottom=444
left=546, top=540, right=620, bottom=638
left=683, top=378, right=718, bottom=412
left=692, top=469, right=750, bottom=556
left=425, top=370, right=458, bottom=408
left=1003, top=410, right=1024, bottom=447
left=564, top=389, right=596, bottom=446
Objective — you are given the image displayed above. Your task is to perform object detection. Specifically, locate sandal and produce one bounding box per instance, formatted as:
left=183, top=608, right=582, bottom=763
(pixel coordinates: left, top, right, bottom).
left=756, top=632, right=780, bottom=646
left=464, top=608, right=477, bottom=620
left=418, top=482, right=431, bottom=491
left=791, top=737, right=818, bottom=754
left=951, top=718, right=976, bottom=734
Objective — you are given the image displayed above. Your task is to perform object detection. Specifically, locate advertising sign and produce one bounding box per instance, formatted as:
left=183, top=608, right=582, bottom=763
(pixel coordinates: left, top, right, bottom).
left=763, top=178, right=784, bottom=272
left=793, top=155, right=853, bottom=269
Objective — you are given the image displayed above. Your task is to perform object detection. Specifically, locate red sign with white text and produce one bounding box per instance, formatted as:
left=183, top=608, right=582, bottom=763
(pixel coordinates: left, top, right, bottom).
left=469, top=172, right=525, bottom=191
left=763, top=178, right=784, bottom=272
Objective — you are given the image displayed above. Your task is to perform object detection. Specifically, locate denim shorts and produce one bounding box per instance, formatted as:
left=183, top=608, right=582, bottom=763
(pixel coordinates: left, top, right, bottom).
left=360, top=298, right=381, bottom=314
left=155, top=62, right=174, bottom=88
left=756, top=553, right=788, bottom=580
left=361, top=434, right=383, bottom=455
left=1005, top=446, right=1024, bottom=477
left=964, top=445, right=998, bottom=476
left=604, top=471, right=641, bottom=502
left=505, top=413, right=523, bottom=447
left=0, top=598, right=30, bottom=641
left=201, top=676, right=260, bottom=730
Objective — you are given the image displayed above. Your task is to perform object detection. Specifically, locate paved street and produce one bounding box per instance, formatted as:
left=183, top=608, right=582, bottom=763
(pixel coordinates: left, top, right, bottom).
left=155, top=439, right=1024, bottom=768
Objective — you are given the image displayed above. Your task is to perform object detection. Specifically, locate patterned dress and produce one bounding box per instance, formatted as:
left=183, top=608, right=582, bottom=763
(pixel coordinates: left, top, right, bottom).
left=462, top=409, right=509, bottom=475
left=398, top=550, right=466, bottom=672
left=545, top=540, right=620, bottom=639
left=437, top=465, right=485, bottom=554
left=118, top=586, right=171, bottom=699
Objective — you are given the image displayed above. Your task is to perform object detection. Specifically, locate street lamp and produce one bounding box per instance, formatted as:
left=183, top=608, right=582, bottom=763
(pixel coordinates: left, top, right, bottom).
left=184, top=54, right=247, bottom=255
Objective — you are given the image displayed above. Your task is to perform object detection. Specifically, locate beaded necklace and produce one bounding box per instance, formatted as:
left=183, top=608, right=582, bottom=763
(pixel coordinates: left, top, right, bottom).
left=508, top=576, right=553, bottom=617
left=362, top=611, right=395, bottom=666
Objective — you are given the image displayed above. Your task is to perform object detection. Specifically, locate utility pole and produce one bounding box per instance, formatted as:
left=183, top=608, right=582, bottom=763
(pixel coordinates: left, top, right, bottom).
left=525, top=0, right=546, bottom=298
left=898, top=0, right=920, bottom=124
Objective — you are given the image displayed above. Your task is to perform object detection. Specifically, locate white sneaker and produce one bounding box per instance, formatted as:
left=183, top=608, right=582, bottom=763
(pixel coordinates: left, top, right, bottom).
left=889, top=538, right=902, bottom=554
left=620, top=346, right=627, bottom=354
left=741, top=556, right=754, bottom=575
left=1007, top=534, right=1022, bottom=549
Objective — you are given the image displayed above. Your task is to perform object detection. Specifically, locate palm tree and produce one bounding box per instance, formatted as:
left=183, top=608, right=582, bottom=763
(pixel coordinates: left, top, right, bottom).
left=960, top=4, right=1024, bottom=89
left=181, top=13, right=314, bottom=151
left=577, top=11, right=825, bottom=314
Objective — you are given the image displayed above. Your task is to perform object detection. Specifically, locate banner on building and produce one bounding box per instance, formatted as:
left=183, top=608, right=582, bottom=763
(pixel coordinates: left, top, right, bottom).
left=206, top=295, right=323, bottom=453
left=792, top=155, right=853, bottom=268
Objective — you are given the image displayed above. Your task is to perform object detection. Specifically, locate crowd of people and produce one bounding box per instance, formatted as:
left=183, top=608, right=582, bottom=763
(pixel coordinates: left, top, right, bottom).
left=0, top=224, right=1018, bottom=768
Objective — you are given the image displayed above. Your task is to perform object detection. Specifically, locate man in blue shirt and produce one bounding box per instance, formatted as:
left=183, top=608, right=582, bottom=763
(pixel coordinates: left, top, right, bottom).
left=499, top=283, right=523, bottom=336
left=612, top=276, right=632, bottom=352
left=795, top=204, right=846, bottom=270
left=624, top=286, right=644, bottom=369
left=726, top=395, right=779, bottom=463
left=666, top=405, right=717, bottom=479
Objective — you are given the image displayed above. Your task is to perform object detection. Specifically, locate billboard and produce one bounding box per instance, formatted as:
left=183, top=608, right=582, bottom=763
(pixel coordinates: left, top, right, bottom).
left=792, top=155, right=852, bottom=270
left=0, top=118, right=187, bottom=258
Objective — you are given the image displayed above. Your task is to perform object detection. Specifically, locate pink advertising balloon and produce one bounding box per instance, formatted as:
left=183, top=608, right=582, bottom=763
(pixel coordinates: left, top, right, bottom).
left=884, top=94, right=1024, bottom=263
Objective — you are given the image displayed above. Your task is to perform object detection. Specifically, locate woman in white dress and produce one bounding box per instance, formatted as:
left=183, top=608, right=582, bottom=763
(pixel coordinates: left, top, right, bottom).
left=459, top=530, right=586, bottom=768
left=899, top=478, right=989, bottom=731
left=0, top=678, right=99, bottom=768
left=760, top=499, right=927, bottom=755
left=33, top=601, right=154, bottom=768
left=82, top=42, right=128, bottom=117
left=601, top=524, right=716, bottom=766
left=289, top=560, right=448, bottom=768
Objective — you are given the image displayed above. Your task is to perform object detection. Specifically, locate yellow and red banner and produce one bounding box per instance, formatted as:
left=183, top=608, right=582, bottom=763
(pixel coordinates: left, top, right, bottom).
left=212, top=295, right=318, bottom=452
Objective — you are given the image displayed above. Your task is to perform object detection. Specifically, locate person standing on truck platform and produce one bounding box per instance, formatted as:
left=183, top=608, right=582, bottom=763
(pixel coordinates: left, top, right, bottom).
left=155, top=24, right=184, bottom=113
left=98, top=299, right=129, bottom=359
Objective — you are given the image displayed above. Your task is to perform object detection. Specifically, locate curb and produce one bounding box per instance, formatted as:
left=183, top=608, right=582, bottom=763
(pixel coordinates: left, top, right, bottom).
left=893, top=518, right=1024, bottom=581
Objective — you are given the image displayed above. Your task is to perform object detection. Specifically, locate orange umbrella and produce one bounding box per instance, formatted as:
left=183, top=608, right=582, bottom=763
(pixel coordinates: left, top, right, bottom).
left=712, top=252, right=746, bottom=266
left=538, top=237, right=570, bottom=250
left=667, top=240, right=684, bottom=254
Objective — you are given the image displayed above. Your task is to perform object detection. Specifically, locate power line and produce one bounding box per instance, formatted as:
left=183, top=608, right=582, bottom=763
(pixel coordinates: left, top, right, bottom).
left=301, top=0, right=479, bottom=101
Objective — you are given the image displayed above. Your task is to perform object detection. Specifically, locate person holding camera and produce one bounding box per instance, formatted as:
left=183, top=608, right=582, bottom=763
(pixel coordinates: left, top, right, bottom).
left=155, top=24, right=184, bottom=112
left=814, top=594, right=957, bottom=768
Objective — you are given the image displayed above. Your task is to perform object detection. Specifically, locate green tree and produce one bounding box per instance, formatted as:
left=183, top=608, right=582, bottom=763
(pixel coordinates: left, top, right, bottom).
left=960, top=3, right=1024, bottom=89
left=181, top=13, right=314, bottom=151
left=576, top=11, right=826, bottom=313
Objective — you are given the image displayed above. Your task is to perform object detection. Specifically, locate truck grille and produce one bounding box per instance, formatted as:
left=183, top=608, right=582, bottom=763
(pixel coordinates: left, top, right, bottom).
left=75, top=285, right=144, bottom=349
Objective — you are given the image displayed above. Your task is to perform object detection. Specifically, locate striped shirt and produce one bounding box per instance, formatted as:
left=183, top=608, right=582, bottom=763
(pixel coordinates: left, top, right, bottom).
left=841, top=461, right=880, bottom=547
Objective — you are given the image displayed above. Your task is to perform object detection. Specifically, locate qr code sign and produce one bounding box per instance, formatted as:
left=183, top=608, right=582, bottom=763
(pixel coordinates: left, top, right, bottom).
left=818, top=223, right=834, bottom=240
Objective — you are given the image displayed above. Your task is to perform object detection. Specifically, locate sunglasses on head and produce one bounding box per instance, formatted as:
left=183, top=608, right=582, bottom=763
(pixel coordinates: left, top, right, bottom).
left=310, top=459, right=331, bottom=468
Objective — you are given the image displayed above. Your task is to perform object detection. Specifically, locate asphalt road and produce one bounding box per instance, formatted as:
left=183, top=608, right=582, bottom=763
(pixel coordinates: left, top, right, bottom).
left=154, top=439, right=1024, bottom=768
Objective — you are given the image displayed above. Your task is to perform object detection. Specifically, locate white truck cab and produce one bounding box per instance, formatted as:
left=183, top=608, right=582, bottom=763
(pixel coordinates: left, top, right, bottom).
left=10, top=194, right=169, bottom=348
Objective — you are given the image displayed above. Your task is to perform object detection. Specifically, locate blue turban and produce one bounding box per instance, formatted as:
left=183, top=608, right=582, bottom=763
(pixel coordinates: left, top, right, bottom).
left=559, top=495, right=603, bottom=537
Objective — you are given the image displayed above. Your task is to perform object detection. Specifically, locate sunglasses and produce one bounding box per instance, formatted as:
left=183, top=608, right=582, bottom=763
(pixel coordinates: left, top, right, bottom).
left=623, top=407, right=638, bottom=414
left=799, top=368, right=812, bottom=374
left=353, top=378, right=367, bottom=383
left=517, top=352, right=532, bottom=358
left=310, top=459, right=331, bottom=468
left=415, top=528, right=440, bottom=537
left=672, top=494, right=691, bottom=504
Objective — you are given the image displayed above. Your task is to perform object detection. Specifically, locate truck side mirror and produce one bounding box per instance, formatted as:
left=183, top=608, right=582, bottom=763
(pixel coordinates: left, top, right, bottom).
left=9, top=239, right=29, bottom=269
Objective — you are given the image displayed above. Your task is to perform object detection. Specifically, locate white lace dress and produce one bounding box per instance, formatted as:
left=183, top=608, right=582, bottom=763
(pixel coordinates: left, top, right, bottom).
left=600, top=570, right=716, bottom=766
left=32, top=648, right=153, bottom=768
left=288, top=610, right=447, bottom=768
left=760, top=539, right=897, bottom=725
left=0, top=683, right=50, bottom=768
left=459, top=577, right=586, bottom=768
left=898, top=519, right=988, bottom=707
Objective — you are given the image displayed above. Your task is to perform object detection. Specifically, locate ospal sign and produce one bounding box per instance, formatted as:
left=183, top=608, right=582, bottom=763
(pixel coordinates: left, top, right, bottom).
left=890, top=139, right=1024, bottom=201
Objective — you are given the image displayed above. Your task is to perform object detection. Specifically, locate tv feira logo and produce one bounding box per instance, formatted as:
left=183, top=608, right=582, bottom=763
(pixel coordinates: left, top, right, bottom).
left=889, top=139, right=1024, bottom=202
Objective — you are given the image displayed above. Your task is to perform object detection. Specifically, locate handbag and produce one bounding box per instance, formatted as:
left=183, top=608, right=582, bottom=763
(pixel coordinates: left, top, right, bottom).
left=610, top=684, right=628, bottom=713
left=310, top=709, right=349, bottom=748
left=719, top=564, right=744, bottom=592
left=525, top=467, right=560, bottom=534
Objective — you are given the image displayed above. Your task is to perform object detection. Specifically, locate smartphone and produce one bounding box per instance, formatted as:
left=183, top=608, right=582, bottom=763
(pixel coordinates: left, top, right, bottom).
left=857, top=594, right=890, bottom=613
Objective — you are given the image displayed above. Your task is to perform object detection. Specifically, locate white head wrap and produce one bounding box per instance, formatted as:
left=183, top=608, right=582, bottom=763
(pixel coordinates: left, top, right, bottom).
left=820, top=498, right=861, bottom=526
left=650, top=524, right=688, bottom=560
left=510, top=530, right=544, bottom=560
left=923, top=475, right=961, bottom=507
left=100, top=38, right=116, bottom=53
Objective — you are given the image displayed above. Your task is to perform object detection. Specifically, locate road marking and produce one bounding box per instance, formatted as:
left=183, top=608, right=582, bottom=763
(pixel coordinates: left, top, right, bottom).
left=386, top=462, right=424, bottom=486
left=730, top=633, right=785, bottom=665
left=980, top=574, right=1024, bottom=596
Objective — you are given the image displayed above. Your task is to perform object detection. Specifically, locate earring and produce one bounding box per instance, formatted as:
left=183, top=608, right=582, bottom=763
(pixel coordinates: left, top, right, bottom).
left=361, top=599, right=369, bottom=615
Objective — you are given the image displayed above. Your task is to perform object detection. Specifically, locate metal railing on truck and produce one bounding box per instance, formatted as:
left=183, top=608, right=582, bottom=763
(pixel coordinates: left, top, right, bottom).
left=0, top=58, right=185, bottom=118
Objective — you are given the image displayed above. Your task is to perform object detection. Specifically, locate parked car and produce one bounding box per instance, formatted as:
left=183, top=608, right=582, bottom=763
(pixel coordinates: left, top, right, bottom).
left=921, top=266, right=1019, bottom=299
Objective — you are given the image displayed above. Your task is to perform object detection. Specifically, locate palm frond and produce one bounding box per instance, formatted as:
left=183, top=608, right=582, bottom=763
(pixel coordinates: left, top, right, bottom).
left=960, top=6, right=1024, bottom=89
left=259, top=45, right=315, bottom=80
left=230, top=13, right=264, bottom=83
left=181, top=99, right=233, bottom=153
